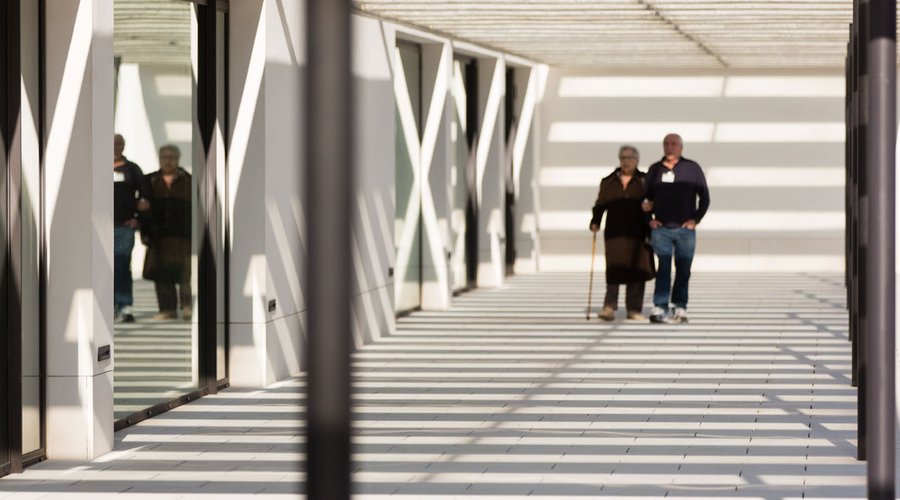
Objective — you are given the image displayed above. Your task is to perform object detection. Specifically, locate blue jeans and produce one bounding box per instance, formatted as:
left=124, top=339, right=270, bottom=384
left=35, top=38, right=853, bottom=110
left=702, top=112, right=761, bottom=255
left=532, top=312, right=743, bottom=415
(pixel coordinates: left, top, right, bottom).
left=114, top=225, right=136, bottom=311
left=650, top=227, right=696, bottom=309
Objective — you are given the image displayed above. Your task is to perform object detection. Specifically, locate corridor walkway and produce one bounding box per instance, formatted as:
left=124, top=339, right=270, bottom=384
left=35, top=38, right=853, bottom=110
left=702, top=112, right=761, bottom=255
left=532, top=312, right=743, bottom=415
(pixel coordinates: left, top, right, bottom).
left=0, top=272, right=885, bottom=499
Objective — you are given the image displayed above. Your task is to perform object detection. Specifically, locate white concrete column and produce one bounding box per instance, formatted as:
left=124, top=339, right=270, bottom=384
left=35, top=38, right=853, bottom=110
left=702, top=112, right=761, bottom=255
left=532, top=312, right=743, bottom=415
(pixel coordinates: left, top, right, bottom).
left=43, top=0, right=114, bottom=460
left=227, top=0, right=267, bottom=387
left=262, top=0, right=305, bottom=384
left=227, top=0, right=306, bottom=388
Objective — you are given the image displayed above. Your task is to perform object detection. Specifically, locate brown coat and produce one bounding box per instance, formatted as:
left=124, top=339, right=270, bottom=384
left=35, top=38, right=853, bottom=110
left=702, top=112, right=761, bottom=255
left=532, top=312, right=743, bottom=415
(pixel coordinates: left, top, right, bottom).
left=590, top=169, right=653, bottom=284
left=142, top=167, right=192, bottom=283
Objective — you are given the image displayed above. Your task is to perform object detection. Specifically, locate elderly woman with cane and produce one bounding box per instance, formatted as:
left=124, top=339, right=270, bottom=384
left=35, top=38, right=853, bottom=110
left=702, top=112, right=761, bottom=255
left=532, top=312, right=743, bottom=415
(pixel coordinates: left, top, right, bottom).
left=588, top=145, right=655, bottom=321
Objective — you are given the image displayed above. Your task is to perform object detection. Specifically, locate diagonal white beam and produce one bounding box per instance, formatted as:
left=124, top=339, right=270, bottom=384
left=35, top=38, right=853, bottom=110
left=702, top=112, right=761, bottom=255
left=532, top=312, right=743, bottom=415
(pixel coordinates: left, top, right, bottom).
left=511, top=66, right=539, bottom=200
left=418, top=44, right=453, bottom=306
left=475, top=56, right=505, bottom=207
left=451, top=60, right=467, bottom=138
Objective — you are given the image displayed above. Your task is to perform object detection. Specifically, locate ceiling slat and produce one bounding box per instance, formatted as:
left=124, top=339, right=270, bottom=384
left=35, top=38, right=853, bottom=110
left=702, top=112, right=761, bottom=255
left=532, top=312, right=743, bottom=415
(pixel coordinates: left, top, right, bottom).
left=356, top=0, right=864, bottom=68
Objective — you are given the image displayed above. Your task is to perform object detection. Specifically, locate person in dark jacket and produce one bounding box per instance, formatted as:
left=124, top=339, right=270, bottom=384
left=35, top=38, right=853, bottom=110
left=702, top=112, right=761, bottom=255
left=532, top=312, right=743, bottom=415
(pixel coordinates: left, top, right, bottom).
left=590, top=145, right=652, bottom=321
left=143, top=144, right=193, bottom=321
left=113, top=134, right=150, bottom=323
left=642, top=133, right=710, bottom=324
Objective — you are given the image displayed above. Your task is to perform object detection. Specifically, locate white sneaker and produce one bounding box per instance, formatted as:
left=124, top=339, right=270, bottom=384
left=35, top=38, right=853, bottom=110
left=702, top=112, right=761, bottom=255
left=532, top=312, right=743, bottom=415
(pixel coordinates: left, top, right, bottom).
left=672, top=307, right=689, bottom=323
left=649, top=306, right=668, bottom=323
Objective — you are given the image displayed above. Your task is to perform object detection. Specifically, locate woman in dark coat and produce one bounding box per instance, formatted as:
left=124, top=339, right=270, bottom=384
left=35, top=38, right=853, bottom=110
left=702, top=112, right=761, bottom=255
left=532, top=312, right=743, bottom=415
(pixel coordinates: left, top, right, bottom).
left=142, top=144, right=193, bottom=321
left=589, top=145, right=653, bottom=321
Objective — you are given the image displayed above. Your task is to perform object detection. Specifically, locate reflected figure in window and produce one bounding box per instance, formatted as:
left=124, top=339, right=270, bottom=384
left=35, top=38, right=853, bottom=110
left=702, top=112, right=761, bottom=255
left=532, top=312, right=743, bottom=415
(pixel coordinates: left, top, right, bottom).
left=142, top=144, right=192, bottom=321
left=114, top=134, right=150, bottom=323
left=590, top=145, right=654, bottom=322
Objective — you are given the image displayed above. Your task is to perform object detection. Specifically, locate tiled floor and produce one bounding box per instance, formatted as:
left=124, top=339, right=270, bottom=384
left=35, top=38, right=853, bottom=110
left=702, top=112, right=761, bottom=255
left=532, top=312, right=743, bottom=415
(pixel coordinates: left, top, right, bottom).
left=2, top=272, right=896, bottom=499
left=114, top=280, right=196, bottom=420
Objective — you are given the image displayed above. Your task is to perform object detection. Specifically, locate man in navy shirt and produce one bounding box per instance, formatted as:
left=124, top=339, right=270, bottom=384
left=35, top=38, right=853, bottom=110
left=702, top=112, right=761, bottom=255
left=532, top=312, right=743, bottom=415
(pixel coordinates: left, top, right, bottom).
left=114, top=134, right=150, bottom=323
left=642, top=133, right=710, bottom=324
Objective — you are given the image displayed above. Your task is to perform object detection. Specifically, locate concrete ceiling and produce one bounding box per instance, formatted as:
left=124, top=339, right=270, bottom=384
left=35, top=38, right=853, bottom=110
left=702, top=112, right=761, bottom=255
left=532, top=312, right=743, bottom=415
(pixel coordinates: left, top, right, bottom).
left=114, top=0, right=192, bottom=65
left=355, top=0, right=856, bottom=69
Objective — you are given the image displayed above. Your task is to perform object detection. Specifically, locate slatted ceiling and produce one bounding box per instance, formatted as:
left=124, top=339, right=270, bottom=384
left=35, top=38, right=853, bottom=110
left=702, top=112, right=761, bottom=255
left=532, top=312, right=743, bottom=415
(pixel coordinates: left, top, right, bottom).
left=356, top=0, right=861, bottom=68
left=114, top=0, right=192, bottom=65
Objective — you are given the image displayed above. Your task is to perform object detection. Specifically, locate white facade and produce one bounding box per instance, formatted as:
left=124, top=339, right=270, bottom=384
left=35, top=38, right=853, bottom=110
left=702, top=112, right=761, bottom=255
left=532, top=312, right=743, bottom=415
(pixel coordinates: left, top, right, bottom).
left=537, top=69, right=846, bottom=273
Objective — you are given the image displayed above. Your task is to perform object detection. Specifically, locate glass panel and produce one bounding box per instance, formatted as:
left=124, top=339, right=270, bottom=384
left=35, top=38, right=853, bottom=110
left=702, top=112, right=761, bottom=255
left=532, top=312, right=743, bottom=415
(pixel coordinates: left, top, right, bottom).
left=21, top=0, right=41, bottom=455
left=216, top=9, right=226, bottom=382
left=113, top=0, right=198, bottom=420
left=394, top=42, right=422, bottom=312
left=450, top=59, right=468, bottom=292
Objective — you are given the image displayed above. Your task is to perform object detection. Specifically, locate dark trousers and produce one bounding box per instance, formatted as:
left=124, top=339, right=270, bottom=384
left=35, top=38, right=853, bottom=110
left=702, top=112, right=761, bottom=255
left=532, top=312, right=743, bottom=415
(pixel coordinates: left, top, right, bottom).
left=604, top=281, right=645, bottom=313
left=155, top=280, right=192, bottom=312
left=113, top=226, right=135, bottom=310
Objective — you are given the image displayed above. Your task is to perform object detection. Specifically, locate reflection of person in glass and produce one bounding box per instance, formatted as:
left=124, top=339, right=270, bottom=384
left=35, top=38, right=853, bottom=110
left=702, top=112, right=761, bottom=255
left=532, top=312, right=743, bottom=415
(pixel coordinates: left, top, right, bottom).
left=142, top=144, right=192, bottom=321
left=114, top=134, right=150, bottom=323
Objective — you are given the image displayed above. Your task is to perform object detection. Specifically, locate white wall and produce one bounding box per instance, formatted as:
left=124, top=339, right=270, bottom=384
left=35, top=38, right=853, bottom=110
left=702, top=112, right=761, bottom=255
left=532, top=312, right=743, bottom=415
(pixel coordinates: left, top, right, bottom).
left=114, top=63, right=193, bottom=175
left=43, top=0, right=115, bottom=460
left=537, top=69, right=846, bottom=273
left=352, top=15, right=397, bottom=345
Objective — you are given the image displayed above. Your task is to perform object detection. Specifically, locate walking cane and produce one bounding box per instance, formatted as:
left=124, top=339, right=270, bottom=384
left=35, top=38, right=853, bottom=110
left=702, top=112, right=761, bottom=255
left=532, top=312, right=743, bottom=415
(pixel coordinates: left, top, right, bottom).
left=586, top=231, right=597, bottom=320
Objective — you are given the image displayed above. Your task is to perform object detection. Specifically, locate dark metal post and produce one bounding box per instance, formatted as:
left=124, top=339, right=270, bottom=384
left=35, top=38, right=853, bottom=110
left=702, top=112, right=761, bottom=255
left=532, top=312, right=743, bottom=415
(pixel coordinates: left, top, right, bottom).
left=854, top=0, right=870, bottom=461
left=849, top=19, right=859, bottom=390
left=197, top=0, right=219, bottom=394
left=305, top=0, right=354, bottom=498
left=865, top=0, right=896, bottom=496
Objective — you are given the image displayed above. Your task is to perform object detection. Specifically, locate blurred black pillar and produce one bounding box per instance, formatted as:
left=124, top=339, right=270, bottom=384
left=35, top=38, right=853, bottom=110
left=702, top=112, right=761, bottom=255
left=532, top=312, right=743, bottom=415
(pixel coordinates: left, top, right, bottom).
left=305, top=0, right=354, bottom=499
left=848, top=12, right=859, bottom=393
left=865, top=0, right=896, bottom=497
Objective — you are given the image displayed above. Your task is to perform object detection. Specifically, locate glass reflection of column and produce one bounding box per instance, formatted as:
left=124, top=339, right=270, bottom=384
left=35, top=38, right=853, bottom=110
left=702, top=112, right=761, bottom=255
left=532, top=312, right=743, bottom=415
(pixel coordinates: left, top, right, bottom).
left=215, top=9, right=227, bottom=383
left=20, top=0, right=42, bottom=461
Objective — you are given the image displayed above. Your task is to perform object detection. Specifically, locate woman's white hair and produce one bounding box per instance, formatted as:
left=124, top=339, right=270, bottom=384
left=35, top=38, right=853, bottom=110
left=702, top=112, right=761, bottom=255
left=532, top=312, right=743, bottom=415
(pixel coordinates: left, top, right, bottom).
left=618, top=145, right=639, bottom=160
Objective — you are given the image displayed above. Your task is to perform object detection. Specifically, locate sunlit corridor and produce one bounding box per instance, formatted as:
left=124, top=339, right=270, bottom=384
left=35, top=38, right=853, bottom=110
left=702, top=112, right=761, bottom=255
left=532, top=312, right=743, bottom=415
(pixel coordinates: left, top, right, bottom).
left=0, top=272, right=889, bottom=499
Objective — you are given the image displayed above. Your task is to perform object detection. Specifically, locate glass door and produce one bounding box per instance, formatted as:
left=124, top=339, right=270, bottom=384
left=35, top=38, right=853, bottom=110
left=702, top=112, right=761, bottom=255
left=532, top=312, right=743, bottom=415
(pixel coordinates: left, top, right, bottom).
left=112, top=0, right=226, bottom=426
left=395, top=41, right=423, bottom=313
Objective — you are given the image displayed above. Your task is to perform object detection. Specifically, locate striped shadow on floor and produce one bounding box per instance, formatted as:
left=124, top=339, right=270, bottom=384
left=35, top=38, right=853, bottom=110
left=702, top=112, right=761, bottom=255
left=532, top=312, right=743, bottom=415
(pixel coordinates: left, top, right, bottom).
left=2, top=272, right=894, bottom=499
